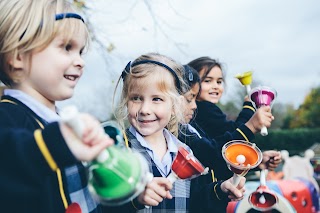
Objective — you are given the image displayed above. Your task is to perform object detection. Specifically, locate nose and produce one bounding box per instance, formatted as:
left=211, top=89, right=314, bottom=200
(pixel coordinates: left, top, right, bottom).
left=139, top=100, right=151, bottom=115
left=211, top=81, right=219, bottom=89
left=191, top=99, right=197, bottom=111
left=74, top=54, right=85, bottom=69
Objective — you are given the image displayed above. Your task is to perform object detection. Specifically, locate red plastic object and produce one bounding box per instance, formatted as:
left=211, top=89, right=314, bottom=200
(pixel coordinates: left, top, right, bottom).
left=171, top=146, right=205, bottom=179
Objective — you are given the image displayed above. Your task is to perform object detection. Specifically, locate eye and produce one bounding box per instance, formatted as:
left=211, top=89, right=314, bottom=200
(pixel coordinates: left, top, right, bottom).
left=130, top=96, right=141, bottom=101
left=80, top=47, right=86, bottom=56
left=153, top=97, right=163, bottom=102
left=217, top=80, right=223, bottom=84
left=186, top=98, right=192, bottom=103
left=204, top=78, right=211, bottom=83
left=65, top=43, right=72, bottom=52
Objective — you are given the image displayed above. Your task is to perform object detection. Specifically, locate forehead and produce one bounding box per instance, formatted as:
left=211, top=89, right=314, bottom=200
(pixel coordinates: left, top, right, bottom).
left=184, top=83, right=200, bottom=97
left=191, top=83, right=200, bottom=94
left=128, top=69, right=175, bottom=93
left=56, top=18, right=88, bottom=43
left=200, top=66, right=223, bottom=79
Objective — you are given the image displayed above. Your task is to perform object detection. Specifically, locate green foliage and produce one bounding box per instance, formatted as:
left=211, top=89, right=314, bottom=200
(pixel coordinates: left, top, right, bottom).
left=253, top=128, right=320, bottom=155
left=288, top=86, right=320, bottom=128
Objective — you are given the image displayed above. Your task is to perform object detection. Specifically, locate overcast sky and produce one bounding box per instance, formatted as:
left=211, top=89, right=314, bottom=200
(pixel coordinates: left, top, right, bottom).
left=59, top=0, right=320, bottom=121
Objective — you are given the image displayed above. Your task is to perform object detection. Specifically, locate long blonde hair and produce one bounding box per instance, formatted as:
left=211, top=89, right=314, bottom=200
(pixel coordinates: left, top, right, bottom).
left=0, top=0, right=89, bottom=86
left=114, top=53, right=188, bottom=136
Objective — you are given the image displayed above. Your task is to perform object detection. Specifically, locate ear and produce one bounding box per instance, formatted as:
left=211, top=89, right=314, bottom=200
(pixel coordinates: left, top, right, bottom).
left=6, top=52, right=27, bottom=84
left=7, top=52, right=24, bottom=69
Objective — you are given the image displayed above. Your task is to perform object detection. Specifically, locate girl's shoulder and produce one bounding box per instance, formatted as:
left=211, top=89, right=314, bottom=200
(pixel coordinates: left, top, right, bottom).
left=0, top=96, right=29, bottom=118
left=196, top=101, right=220, bottom=111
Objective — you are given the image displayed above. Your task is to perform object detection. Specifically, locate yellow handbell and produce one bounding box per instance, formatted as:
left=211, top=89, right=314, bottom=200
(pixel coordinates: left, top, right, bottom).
left=235, top=71, right=253, bottom=95
left=235, top=71, right=253, bottom=86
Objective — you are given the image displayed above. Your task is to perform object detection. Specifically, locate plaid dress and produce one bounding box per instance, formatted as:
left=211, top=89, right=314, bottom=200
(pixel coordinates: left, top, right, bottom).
left=127, top=130, right=191, bottom=213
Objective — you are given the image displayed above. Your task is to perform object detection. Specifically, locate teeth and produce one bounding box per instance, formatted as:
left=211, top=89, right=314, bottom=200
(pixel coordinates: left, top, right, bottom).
left=65, top=75, right=76, bottom=81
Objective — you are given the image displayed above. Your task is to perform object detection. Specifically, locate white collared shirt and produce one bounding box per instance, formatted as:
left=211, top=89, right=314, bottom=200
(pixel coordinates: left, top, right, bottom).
left=129, top=126, right=179, bottom=177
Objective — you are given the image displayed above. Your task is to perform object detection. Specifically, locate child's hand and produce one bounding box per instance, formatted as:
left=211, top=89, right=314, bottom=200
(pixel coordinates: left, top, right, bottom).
left=137, top=177, right=173, bottom=206
left=60, top=113, right=114, bottom=162
left=244, top=95, right=250, bottom=102
left=246, top=106, right=274, bottom=134
left=259, top=151, right=282, bottom=170
left=221, top=176, right=246, bottom=201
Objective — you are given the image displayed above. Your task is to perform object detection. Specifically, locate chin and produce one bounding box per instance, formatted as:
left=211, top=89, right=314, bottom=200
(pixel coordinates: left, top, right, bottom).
left=59, top=92, right=74, bottom=101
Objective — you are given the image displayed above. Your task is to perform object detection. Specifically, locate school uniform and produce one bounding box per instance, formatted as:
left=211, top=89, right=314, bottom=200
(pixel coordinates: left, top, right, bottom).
left=179, top=121, right=255, bottom=181
left=104, top=126, right=229, bottom=213
left=195, top=100, right=255, bottom=140
left=0, top=90, right=101, bottom=213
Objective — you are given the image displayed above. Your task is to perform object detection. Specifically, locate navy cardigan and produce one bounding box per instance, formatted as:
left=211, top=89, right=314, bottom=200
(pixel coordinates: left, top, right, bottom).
left=195, top=100, right=255, bottom=140
left=0, top=96, right=103, bottom=213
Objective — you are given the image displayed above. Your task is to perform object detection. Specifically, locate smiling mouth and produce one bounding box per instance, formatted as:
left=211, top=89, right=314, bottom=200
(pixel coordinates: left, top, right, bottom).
left=209, top=92, right=219, bottom=96
left=138, top=119, right=156, bottom=124
left=64, top=75, right=78, bottom=81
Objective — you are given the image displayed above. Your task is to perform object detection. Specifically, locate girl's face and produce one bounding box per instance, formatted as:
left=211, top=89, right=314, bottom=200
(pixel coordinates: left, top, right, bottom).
left=184, top=83, right=200, bottom=123
left=18, top=25, right=86, bottom=109
left=127, top=80, right=174, bottom=140
left=198, top=66, right=224, bottom=104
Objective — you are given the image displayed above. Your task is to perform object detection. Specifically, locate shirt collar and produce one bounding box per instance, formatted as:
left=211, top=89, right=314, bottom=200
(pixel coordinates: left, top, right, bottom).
left=129, top=126, right=179, bottom=154
left=4, top=89, right=60, bottom=123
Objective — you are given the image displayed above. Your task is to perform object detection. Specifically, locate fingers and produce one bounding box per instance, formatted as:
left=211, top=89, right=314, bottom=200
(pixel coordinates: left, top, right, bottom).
left=138, top=177, right=173, bottom=206
left=81, top=137, right=113, bottom=161
left=261, top=151, right=282, bottom=170
left=221, top=177, right=245, bottom=201
left=154, top=177, right=173, bottom=191
left=60, top=113, right=115, bottom=162
left=80, top=114, right=107, bottom=145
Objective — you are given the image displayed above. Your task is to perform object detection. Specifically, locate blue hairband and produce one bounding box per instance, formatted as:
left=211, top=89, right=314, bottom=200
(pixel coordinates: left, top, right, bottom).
left=121, top=60, right=182, bottom=93
left=19, top=13, right=84, bottom=41
left=55, top=13, right=85, bottom=23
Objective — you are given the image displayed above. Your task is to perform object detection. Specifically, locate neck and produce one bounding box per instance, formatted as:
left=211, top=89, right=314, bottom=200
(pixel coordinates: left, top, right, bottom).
left=143, top=130, right=168, bottom=160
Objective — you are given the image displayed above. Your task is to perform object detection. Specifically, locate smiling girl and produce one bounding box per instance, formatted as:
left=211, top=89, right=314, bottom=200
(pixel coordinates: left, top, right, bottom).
left=110, top=53, right=246, bottom=213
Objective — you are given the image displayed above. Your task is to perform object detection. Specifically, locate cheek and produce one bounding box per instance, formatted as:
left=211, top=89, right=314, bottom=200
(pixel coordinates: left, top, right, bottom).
left=200, top=83, right=209, bottom=92
left=127, top=103, right=137, bottom=115
left=220, top=85, right=224, bottom=93
left=186, top=103, right=192, bottom=112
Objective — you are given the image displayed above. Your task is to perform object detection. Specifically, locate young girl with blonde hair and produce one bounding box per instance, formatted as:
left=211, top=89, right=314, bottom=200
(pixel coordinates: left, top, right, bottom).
left=110, top=53, right=246, bottom=212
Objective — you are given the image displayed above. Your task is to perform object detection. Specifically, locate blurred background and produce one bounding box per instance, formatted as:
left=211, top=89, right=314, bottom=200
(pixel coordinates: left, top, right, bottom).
left=2, top=0, right=318, bottom=155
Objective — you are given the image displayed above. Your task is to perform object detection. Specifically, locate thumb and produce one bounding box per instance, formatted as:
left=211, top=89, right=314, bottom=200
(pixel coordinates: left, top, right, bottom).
left=228, top=186, right=243, bottom=198
left=84, top=139, right=113, bottom=161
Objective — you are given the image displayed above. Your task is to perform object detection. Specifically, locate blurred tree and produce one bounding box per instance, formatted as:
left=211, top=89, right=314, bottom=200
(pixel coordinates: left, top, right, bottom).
left=281, top=104, right=295, bottom=129
left=221, top=78, right=291, bottom=129
left=288, top=86, right=320, bottom=128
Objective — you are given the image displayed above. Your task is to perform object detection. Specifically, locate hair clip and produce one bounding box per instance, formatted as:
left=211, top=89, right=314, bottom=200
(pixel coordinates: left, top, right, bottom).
left=188, top=72, right=193, bottom=82
left=121, top=61, right=131, bottom=80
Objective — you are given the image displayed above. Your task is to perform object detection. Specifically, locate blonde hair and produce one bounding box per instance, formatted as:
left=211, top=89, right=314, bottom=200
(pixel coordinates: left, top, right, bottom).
left=0, top=0, right=89, bottom=86
left=114, top=53, right=188, bottom=136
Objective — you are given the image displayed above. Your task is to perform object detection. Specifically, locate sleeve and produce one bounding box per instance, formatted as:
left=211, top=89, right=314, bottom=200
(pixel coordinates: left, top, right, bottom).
left=214, top=124, right=255, bottom=148
left=190, top=174, right=230, bottom=212
left=178, top=127, right=221, bottom=171
left=235, top=101, right=256, bottom=124
left=195, top=101, right=255, bottom=139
